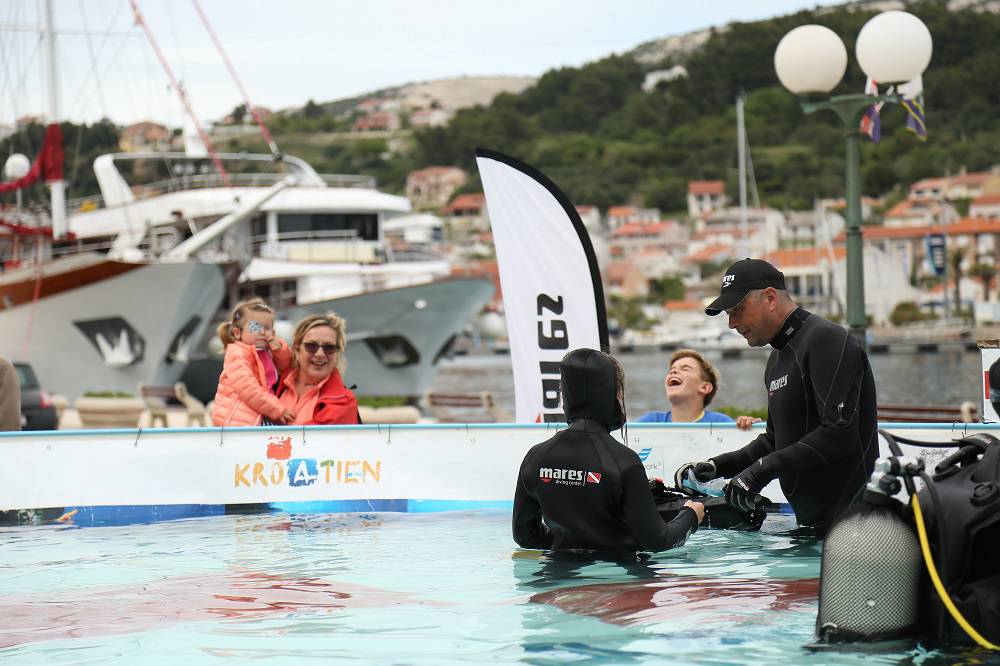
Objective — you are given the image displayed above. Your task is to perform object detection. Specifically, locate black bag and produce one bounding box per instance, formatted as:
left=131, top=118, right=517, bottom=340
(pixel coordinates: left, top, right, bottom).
left=649, top=479, right=767, bottom=531
left=916, top=433, right=1000, bottom=645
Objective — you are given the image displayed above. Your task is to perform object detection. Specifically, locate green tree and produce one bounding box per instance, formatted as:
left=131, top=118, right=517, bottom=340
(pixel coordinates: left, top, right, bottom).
left=970, top=263, right=997, bottom=302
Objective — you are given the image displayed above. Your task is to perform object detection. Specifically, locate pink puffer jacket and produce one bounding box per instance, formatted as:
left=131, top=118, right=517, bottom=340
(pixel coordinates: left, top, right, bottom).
left=211, top=340, right=292, bottom=426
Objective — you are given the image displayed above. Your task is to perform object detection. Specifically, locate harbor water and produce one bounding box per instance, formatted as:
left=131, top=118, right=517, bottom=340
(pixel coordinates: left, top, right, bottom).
left=433, top=348, right=984, bottom=418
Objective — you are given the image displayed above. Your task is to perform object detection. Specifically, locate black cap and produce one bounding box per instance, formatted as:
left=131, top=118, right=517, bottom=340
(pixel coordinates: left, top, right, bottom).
left=705, top=258, right=786, bottom=316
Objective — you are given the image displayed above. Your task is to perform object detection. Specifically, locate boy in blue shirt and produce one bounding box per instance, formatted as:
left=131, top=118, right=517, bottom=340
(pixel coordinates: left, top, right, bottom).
left=638, top=349, right=756, bottom=429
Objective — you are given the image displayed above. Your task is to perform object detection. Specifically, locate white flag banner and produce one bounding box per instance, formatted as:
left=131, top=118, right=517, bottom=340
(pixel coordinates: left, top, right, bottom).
left=476, top=149, right=608, bottom=423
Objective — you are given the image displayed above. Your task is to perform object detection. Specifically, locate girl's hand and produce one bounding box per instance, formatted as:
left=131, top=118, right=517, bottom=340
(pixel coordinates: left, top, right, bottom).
left=268, top=336, right=283, bottom=352
left=279, top=409, right=296, bottom=424
left=735, top=415, right=762, bottom=431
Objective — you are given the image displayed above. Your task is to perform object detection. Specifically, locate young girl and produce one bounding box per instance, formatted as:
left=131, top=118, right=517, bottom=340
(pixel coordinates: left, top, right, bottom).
left=211, top=298, right=295, bottom=427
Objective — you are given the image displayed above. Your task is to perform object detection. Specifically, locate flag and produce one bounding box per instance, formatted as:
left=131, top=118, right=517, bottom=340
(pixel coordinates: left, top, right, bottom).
left=898, top=76, right=927, bottom=141
left=476, top=149, right=609, bottom=423
left=860, top=78, right=881, bottom=143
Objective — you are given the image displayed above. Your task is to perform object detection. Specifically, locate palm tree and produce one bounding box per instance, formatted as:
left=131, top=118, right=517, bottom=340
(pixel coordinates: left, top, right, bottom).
left=948, top=246, right=968, bottom=318
left=970, top=262, right=998, bottom=302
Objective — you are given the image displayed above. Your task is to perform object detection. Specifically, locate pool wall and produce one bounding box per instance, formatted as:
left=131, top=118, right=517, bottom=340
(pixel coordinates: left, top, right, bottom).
left=1, top=422, right=994, bottom=526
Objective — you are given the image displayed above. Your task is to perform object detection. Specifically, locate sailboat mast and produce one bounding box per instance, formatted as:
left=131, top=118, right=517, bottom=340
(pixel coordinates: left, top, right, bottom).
left=128, top=0, right=232, bottom=187
left=736, top=94, right=748, bottom=256
left=39, top=0, right=67, bottom=240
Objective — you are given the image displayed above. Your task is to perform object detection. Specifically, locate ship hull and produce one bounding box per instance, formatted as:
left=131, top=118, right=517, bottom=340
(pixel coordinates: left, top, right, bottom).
left=0, top=258, right=226, bottom=402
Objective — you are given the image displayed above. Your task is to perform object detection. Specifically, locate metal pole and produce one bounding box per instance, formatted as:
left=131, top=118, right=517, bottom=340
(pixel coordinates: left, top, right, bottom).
left=801, top=93, right=900, bottom=350
left=737, top=94, right=748, bottom=256
left=39, top=0, right=67, bottom=240
left=843, top=130, right=866, bottom=345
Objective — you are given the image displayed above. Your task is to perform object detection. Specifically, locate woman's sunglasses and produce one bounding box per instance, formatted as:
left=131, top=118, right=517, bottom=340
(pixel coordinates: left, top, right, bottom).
left=301, top=342, right=339, bottom=355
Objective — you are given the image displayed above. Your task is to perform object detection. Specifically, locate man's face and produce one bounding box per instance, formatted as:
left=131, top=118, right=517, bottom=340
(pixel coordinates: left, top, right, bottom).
left=726, top=290, right=774, bottom=347
left=665, top=356, right=711, bottom=405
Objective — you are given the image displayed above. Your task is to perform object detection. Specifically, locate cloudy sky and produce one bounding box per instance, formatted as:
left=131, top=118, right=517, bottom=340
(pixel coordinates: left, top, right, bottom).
left=2, top=0, right=844, bottom=127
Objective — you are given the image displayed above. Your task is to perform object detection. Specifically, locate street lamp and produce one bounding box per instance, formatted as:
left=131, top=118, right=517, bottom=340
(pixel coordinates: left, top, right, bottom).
left=774, top=11, right=932, bottom=346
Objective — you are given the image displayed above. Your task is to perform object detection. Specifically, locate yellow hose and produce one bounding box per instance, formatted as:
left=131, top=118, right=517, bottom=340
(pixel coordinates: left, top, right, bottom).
left=912, top=493, right=999, bottom=650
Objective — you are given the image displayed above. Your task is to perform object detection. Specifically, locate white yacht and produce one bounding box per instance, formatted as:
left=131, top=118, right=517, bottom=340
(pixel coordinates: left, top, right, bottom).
left=1, top=151, right=492, bottom=402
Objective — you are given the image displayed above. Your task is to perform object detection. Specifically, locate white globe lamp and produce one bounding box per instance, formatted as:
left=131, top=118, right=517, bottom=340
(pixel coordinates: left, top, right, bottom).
left=774, top=25, right=848, bottom=94
left=856, top=11, right=932, bottom=84
left=4, top=153, right=30, bottom=181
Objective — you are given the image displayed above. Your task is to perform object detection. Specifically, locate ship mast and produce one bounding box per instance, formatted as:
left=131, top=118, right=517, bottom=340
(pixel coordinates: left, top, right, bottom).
left=39, top=0, right=67, bottom=240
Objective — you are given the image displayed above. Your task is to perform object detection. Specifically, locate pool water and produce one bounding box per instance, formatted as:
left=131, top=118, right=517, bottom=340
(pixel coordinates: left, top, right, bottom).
left=0, top=511, right=984, bottom=664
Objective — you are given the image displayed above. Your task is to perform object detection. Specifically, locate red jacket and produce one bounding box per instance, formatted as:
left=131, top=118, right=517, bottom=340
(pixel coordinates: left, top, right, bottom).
left=212, top=340, right=292, bottom=426
left=276, top=367, right=359, bottom=425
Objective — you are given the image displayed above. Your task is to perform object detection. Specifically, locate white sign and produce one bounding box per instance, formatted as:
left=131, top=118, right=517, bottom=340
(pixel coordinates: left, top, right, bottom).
left=476, top=150, right=607, bottom=423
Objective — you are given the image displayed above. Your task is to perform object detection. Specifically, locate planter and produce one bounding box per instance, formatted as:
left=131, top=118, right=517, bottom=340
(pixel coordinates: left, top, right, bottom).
left=74, top=396, right=145, bottom=429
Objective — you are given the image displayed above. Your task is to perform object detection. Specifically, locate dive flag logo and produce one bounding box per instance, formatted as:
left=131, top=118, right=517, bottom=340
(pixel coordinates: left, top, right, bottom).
left=586, top=471, right=602, bottom=484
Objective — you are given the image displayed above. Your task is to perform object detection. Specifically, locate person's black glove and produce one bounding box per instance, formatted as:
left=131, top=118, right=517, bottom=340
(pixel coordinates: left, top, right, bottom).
left=674, top=460, right=718, bottom=495
left=724, top=458, right=775, bottom=513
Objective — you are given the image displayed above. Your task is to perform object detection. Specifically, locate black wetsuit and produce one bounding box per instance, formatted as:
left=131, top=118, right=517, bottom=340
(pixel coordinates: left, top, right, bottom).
left=713, top=308, right=878, bottom=533
left=512, top=349, right=699, bottom=552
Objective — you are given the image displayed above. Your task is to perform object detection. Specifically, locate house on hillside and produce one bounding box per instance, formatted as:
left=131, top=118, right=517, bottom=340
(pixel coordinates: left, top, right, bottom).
left=883, top=199, right=959, bottom=228
left=609, top=220, right=688, bottom=260
left=692, top=206, right=783, bottom=257
left=782, top=208, right=845, bottom=249
left=680, top=244, right=734, bottom=286
left=607, top=205, right=660, bottom=230
left=405, top=166, right=467, bottom=211
left=765, top=246, right=919, bottom=325
left=120, top=121, right=171, bottom=152
left=970, top=194, right=1000, bottom=219
left=687, top=180, right=727, bottom=218
left=352, top=111, right=401, bottom=132
left=852, top=217, right=1000, bottom=285
left=909, top=169, right=1000, bottom=201
left=409, top=108, right=453, bottom=128
left=605, top=260, right=649, bottom=299
left=442, top=193, right=489, bottom=232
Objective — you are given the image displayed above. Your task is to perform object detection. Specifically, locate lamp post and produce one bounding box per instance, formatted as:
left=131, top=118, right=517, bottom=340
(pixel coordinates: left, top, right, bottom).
left=774, top=12, right=932, bottom=347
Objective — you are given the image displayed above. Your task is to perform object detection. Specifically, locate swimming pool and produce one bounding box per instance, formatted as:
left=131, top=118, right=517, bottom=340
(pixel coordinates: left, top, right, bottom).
left=0, top=510, right=981, bottom=664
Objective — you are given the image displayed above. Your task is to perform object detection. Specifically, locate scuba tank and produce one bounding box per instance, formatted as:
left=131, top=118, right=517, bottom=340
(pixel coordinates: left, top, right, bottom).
left=816, top=456, right=924, bottom=642
left=817, top=429, right=1000, bottom=650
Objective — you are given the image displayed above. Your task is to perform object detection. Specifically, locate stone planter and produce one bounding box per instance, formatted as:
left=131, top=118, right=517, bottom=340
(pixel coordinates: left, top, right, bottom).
left=74, top=396, right=145, bottom=429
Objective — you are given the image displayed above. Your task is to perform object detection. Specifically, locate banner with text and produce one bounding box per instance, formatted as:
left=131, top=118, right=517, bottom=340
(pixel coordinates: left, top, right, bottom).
left=476, top=149, right=609, bottom=423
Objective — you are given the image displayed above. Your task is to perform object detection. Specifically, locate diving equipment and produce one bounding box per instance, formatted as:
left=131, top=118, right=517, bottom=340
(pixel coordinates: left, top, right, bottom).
left=816, top=457, right=923, bottom=642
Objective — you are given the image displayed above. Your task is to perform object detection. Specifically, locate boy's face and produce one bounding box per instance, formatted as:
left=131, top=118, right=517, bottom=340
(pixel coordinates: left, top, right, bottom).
left=664, top=356, right=712, bottom=406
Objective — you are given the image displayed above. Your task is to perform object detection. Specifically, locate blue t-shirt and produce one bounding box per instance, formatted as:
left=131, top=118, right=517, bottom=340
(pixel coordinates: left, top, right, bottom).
left=636, top=410, right=734, bottom=424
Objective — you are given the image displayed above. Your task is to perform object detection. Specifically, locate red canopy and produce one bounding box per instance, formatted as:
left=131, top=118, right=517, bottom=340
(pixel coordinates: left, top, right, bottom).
left=0, top=123, right=64, bottom=194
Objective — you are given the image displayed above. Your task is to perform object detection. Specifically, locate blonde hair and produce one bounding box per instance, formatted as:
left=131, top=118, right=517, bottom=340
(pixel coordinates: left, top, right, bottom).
left=292, top=312, right=347, bottom=373
left=670, top=348, right=721, bottom=407
left=217, top=298, right=274, bottom=346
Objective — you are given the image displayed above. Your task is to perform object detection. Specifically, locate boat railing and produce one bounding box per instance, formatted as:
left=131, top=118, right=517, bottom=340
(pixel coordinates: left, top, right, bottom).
left=250, top=231, right=388, bottom=263
left=67, top=172, right=377, bottom=213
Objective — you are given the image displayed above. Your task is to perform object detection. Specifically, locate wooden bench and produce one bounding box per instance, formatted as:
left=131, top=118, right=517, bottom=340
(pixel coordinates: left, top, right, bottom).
left=878, top=402, right=978, bottom=423
left=423, top=391, right=510, bottom=423
left=138, top=382, right=207, bottom=427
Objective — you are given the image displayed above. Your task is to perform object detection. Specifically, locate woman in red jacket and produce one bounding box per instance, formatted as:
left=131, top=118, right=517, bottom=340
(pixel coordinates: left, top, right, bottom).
left=276, top=312, right=359, bottom=425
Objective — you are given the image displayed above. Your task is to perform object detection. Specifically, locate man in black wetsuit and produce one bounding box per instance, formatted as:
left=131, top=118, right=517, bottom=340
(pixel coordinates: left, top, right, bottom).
left=674, top=259, right=878, bottom=535
left=513, top=348, right=704, bottom=552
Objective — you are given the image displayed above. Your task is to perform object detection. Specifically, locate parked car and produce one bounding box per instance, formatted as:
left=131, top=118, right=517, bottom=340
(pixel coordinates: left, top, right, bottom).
left=13, top=362, right=58, bottom=430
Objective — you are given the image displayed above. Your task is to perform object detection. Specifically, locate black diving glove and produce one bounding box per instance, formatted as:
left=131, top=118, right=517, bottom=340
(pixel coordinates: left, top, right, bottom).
left=674, top=460, right=718, bottom=495
left=724, top=458, right=775, bottom=513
